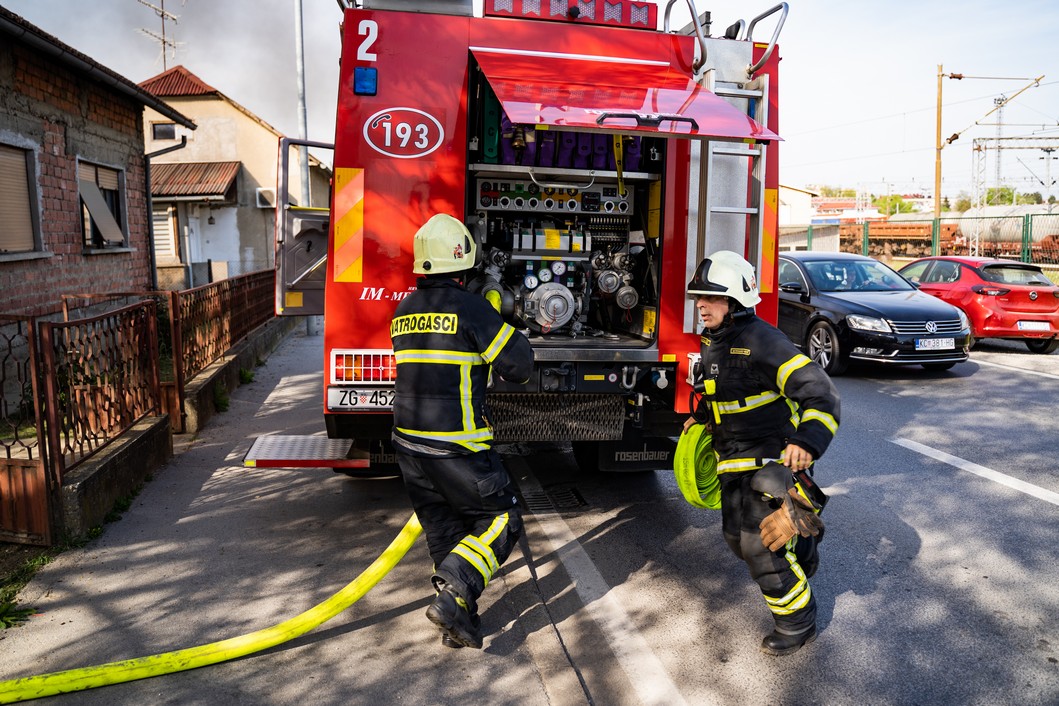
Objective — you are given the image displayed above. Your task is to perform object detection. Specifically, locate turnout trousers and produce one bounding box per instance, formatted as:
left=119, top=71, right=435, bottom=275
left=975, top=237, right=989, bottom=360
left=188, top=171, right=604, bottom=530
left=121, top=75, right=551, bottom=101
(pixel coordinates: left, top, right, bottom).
left=721, top=470, right=818, bottom=634
left=397, top=448, right=523, bottom=610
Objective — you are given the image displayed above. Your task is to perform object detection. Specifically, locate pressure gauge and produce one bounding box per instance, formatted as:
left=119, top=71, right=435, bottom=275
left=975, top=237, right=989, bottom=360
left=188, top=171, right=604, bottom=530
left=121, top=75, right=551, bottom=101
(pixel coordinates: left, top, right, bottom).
left=551, top=261, right=568, bottom=276
left=523, top=274, right=539, bottom=289
left=537, top=267, right=553, bottom=283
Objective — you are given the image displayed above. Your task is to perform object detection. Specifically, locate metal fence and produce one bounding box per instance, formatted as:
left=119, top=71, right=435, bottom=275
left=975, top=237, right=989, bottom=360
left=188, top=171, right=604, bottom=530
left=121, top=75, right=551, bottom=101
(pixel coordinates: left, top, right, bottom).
left=783, top=214, right=1059, bottom=277
left=0, top=270, right=278, bottom=545
left=173, top=269, right=275, bottom=384
left=0, top=316, right=49, bottom=543
left=38, top=302, right=162, bottom=473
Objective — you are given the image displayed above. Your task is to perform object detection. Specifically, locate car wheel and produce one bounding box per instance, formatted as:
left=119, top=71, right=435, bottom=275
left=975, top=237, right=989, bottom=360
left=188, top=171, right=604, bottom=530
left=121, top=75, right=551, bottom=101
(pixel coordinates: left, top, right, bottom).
left=1025, top=338, right=1059, bottom=354
left=806, top=321, right=848, bottom=375
left=922, top=362, right=956, bottom=371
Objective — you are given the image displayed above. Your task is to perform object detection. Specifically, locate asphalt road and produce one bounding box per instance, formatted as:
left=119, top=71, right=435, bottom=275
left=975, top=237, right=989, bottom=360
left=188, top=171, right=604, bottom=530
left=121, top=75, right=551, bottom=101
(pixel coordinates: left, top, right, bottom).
left=516, top=341, right=1059, bottom=705
left=1, top=332, right=1057, bottom=705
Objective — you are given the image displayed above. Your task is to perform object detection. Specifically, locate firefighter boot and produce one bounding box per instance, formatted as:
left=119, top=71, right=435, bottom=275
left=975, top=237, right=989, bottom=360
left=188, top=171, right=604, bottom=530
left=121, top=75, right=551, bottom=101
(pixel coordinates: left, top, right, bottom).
left=441, top=612, right=481, bottom=648
left=427, top=585, right=483, bottom=649
left=760, top=625, right=817, bottom=656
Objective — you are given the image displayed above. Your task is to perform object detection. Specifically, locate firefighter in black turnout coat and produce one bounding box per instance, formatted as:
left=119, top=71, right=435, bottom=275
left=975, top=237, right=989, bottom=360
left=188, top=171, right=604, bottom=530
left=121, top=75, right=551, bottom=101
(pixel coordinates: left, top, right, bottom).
left=683, top=251, right=840, bottom=656
left=390, top=214, right=533, bottom=650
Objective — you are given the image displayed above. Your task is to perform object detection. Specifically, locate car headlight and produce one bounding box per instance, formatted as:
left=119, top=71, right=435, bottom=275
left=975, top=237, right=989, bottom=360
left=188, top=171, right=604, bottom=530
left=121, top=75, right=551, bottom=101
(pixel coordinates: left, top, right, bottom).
left=846, top=314, right=892, bottom=333
left=956, top=308, right=970, bottom=329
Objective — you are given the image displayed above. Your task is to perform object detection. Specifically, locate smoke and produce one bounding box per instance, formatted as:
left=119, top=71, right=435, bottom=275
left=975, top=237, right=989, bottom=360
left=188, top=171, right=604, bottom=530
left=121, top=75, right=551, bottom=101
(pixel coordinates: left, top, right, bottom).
left=4, top=0, right=341, bottom=145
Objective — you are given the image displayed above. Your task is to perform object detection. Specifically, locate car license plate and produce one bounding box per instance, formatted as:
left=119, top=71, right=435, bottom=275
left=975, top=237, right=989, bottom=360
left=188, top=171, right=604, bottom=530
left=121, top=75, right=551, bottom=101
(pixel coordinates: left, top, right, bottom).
left=1017, top=321, right=1050, bottom=331
left=327, top=387, right=395, bottom=410
left=915, top=338, right=954, bottom=351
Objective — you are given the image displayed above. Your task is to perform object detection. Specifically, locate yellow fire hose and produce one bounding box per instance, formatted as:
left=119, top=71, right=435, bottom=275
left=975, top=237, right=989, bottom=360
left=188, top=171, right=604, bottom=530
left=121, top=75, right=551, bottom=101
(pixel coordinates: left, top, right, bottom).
left=0, top=513, right=422, bottom=704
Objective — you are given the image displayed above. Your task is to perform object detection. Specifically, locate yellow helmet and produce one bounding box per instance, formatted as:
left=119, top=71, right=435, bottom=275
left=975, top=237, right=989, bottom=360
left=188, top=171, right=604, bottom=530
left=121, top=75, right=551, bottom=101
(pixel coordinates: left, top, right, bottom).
left=412, top=214, right=477, bottom=275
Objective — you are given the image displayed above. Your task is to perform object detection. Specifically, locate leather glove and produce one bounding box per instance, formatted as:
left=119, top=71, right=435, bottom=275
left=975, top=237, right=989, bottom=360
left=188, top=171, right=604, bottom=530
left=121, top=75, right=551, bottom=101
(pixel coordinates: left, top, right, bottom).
left=759, top=488, right=824, bottom=552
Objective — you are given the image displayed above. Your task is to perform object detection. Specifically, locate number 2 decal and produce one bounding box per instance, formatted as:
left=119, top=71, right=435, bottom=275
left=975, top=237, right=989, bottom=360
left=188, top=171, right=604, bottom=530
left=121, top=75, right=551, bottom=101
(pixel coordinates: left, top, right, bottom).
left=357, top=19, right=378, bottom=61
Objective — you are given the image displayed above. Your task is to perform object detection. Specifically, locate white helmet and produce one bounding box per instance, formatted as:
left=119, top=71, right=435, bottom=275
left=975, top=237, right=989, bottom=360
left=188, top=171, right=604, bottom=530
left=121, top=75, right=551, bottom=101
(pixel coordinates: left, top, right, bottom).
left=686, top=250, right=761, bottom=308
left=412, top=214, right=477, bottom=275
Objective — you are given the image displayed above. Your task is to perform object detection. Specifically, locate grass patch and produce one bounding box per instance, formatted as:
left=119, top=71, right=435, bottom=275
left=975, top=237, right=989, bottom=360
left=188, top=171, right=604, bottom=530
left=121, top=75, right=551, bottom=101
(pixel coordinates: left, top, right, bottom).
left=104, top=485, right=144, bottom=524
left=213, top=384, right=230, bottom=412
left=0, top=534, right=90, bottom=630
left=239, top=367, right=255, bottom=385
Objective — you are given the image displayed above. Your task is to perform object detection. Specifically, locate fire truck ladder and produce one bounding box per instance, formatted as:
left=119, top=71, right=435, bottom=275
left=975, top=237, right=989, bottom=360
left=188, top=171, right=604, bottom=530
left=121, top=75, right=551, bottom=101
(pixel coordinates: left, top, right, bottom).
left=683, top=73, right=770, bottom=333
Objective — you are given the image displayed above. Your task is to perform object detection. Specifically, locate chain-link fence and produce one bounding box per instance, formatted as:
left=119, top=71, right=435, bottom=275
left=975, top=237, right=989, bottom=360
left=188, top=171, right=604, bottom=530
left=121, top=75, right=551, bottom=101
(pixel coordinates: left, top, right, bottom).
left=782, top=214, right=1059, bottom=281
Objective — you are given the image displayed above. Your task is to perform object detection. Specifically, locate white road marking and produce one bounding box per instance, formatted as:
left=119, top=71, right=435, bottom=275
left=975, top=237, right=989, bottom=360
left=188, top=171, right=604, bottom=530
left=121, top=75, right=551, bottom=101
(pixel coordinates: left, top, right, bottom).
left=532, top=511, right=692, bottom=706
left=973, top=358, right=1059, bottom=380
left=510, top=459, right=693, bottom=706
left=892, top=437, right=1059, bottom=507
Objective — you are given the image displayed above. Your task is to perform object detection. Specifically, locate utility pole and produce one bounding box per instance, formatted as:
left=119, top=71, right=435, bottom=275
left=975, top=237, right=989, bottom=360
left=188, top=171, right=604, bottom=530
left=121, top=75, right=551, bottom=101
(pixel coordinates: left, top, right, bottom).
left=295, top=0, right=311, bottom=208
left=935, top=65, right=946, bottom=220
left=933, top=68, right=1042, bottom=219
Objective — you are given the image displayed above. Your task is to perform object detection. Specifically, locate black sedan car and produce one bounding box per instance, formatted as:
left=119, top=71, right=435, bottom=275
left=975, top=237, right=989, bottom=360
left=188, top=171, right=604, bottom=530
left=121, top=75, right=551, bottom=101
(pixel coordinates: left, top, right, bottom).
left=777, top=252, right=971, bottom=375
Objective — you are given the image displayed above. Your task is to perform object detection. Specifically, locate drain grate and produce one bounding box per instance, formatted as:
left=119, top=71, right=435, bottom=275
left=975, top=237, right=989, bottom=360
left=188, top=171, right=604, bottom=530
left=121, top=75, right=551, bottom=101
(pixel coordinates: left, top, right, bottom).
left=521, top=487, right=588, bottom=513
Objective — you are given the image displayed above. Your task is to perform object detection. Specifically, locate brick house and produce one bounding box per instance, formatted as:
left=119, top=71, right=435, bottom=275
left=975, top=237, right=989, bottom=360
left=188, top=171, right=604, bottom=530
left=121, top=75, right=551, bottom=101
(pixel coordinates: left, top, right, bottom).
left=0, top=7, right=194, bottom=314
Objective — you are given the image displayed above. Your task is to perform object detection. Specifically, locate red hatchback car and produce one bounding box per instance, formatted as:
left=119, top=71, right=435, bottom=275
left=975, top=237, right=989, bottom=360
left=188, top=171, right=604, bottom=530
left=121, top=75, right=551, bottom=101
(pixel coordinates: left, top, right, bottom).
left=899, top=256, right=1059, bottom=354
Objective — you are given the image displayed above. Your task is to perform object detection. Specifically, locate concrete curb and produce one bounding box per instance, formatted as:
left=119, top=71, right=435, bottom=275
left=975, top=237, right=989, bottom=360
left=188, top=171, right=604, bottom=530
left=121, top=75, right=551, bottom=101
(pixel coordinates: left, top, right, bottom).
left=60, top=415, right=172, bottom=538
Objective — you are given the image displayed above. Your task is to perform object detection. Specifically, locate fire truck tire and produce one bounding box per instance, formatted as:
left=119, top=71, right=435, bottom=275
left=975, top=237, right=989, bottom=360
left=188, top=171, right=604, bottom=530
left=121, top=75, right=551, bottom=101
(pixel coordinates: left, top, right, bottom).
left=0, top=513, right=423, bottom=703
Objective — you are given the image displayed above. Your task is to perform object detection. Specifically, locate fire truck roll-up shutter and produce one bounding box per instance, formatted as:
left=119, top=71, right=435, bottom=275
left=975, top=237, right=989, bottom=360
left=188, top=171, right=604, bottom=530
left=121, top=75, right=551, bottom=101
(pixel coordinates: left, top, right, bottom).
left=470, top=48, right=778, bottom=142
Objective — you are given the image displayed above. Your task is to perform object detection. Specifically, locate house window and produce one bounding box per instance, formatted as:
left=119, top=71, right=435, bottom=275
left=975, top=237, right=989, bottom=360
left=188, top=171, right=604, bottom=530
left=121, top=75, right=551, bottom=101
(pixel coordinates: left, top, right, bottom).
left=152, top=204, right=178, bottom=262
left=0, top=144, right=40, bottom=254
left=78, top=162, right=126, bottom=248
left=152, top=122, right=177, bottom=140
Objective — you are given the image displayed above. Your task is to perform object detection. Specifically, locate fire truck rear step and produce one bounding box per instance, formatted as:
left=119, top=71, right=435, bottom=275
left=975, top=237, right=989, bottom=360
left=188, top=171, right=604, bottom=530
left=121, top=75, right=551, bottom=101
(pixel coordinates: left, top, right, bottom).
left=243, top=435, right=370, bottom=469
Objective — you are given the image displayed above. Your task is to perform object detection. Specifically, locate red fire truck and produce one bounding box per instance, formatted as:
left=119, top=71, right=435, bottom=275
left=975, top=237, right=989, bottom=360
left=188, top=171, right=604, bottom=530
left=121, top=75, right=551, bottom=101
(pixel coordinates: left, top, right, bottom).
left=268, top=0, right=786, bottom=473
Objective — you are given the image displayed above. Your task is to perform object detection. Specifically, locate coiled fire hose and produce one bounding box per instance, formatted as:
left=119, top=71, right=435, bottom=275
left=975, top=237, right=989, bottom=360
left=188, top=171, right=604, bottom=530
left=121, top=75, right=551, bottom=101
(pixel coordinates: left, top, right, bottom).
left=0, top=513, right=422, bottom=704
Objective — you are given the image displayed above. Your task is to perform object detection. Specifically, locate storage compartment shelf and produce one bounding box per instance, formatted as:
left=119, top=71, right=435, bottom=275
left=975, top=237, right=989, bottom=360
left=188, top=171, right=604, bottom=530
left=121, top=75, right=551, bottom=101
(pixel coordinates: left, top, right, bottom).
left=469, top=163, right=660, bottom=183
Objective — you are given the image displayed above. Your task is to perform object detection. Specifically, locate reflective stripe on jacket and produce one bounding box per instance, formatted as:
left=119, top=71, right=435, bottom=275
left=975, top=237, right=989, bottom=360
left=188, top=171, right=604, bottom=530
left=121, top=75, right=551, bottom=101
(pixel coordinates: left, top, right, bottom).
left=391, top=278, right=533, bottom=455
left=695, top=313, right=840, bottom=470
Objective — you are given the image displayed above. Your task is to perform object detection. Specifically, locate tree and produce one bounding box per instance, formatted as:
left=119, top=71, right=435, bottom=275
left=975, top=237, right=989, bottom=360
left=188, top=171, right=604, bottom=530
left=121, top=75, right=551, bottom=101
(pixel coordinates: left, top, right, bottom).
left=985, top=186, right=1016, bottom=205
left=954, top=197, right=972, bottom=212
left=872, top=194, right=914, bottom=215
left=811, top=185, right=857, bottom=198
left=942, top=196, right=951, bottom=210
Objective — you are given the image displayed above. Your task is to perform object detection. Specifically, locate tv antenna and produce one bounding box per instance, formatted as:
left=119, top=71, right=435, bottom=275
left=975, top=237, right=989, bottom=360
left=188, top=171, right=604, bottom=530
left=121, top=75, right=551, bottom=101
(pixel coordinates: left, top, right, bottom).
left=138, top=0, right=183, bottom=70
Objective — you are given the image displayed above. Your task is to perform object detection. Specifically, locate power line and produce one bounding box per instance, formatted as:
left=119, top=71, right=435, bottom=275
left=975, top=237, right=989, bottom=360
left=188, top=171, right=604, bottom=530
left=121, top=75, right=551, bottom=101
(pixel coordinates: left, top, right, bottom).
left=785, top=79, right=1059, bottom=138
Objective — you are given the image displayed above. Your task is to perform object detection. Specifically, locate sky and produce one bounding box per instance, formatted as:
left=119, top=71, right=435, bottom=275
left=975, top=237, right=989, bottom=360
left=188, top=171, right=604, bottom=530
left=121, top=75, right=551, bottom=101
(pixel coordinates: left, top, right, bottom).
left=5, top=0, right=1059, bottom=202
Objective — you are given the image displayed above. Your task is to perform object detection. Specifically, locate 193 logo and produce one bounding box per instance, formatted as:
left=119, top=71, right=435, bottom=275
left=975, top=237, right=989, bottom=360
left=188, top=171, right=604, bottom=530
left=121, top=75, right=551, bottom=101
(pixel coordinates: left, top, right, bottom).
left=363, top=108, right=444, bottom=159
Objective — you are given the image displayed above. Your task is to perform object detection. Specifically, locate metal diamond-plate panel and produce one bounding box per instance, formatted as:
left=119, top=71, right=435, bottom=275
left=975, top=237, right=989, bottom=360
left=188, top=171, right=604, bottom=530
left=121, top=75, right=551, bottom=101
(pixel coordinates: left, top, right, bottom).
left=244, top=435, right=366, bottom=468
left=487, top=393, right=624, bottom=442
